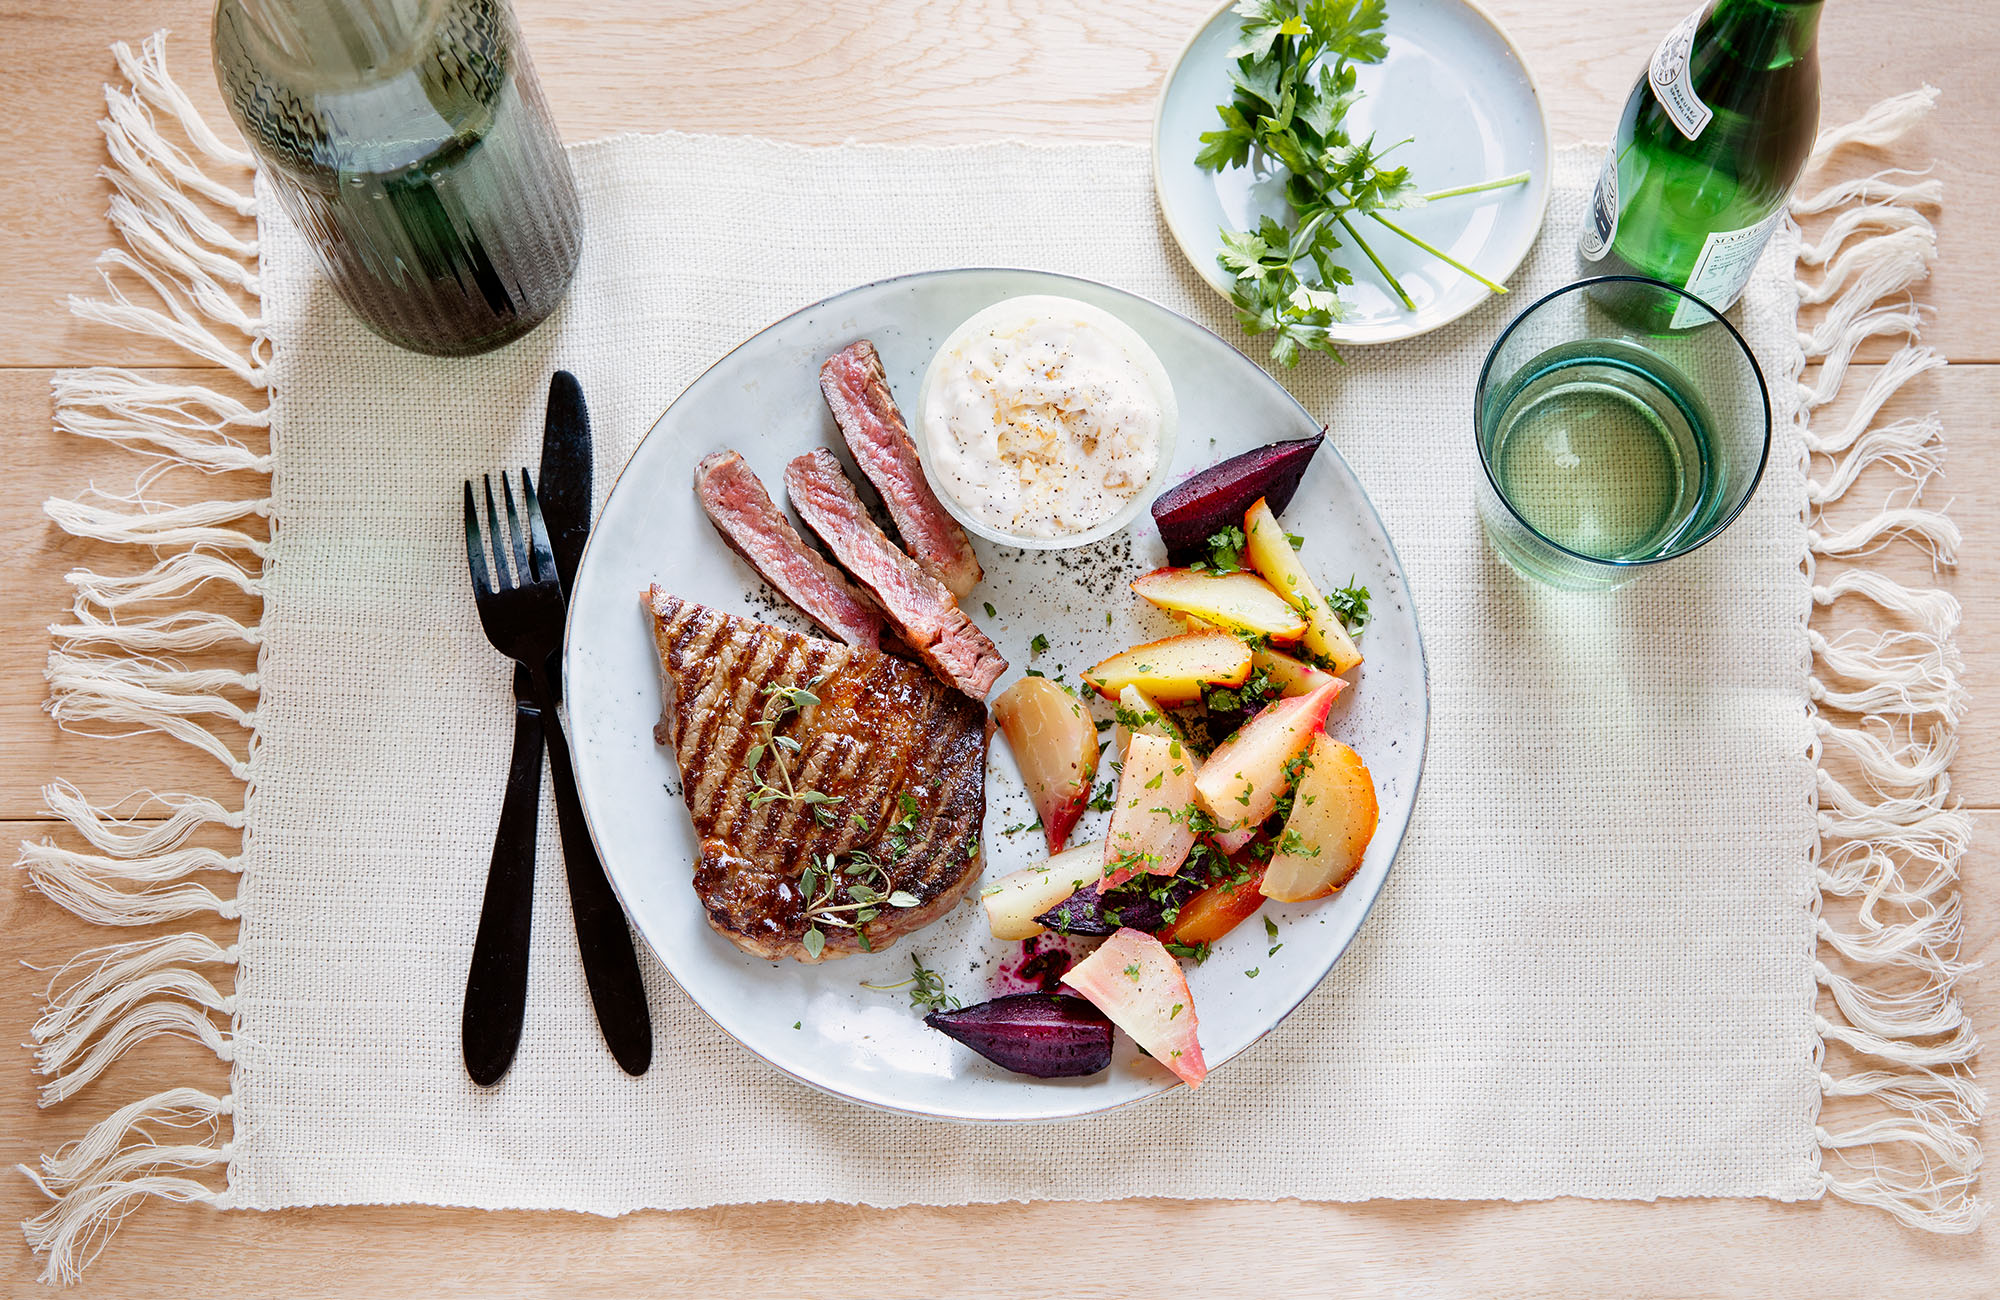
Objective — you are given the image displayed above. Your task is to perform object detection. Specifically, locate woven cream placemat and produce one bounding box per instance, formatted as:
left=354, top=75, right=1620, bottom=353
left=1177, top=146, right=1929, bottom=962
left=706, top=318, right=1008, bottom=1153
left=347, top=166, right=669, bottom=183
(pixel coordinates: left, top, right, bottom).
left=19, top=37, right=1978, bottom=1282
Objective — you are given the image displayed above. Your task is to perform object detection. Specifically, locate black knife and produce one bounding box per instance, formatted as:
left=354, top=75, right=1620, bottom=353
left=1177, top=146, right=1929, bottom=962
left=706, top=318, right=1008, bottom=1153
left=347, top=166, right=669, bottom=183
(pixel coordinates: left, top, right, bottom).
left=535, top=374, right=654, bottom=1076
left=465, top=370, right=652, bottom=1081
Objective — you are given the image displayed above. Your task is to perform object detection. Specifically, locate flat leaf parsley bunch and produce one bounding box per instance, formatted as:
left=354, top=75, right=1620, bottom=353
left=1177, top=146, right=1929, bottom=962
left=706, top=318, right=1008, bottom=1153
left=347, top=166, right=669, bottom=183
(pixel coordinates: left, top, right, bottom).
left=1197, top=0, right=1528, bottom=365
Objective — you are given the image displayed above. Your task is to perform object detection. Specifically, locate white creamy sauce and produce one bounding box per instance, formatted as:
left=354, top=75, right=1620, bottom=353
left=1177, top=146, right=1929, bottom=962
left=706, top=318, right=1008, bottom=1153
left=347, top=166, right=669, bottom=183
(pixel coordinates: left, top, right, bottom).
left=922, top=302, right=1169, bottom=540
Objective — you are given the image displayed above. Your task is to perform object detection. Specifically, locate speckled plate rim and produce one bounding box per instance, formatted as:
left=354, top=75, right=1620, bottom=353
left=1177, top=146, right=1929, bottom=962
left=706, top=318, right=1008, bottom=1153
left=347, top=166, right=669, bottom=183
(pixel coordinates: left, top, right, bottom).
left=1151, top=0, right=1554, bottom=344
left=564, top=267, right=1431, bottom=1123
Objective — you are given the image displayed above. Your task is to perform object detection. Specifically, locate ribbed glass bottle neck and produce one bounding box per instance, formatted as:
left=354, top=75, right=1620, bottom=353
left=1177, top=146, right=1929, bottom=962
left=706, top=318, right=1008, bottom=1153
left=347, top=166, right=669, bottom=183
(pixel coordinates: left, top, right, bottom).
left=1707, top=0, right=1823, bottom=71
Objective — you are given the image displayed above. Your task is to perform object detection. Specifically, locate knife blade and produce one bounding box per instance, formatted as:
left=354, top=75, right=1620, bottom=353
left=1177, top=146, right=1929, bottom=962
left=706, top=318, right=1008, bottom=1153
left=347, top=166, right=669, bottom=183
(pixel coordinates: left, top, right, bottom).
left=462, top=369, right=603, bottom=1086
left=534, top=373, right=653, bottom=1076
left=539, top=369, right=592, bottom=599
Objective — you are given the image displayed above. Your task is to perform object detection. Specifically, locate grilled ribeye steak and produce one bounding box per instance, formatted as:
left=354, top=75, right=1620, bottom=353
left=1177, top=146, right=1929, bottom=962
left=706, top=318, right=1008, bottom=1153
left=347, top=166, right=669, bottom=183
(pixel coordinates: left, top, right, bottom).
left=819, top=340, right=983, bottom=600
left=784, top=448, right=1007, bottom=700
left=647, top=588, right=987, bottom=962
left=693, top=450, right=889, bottom=650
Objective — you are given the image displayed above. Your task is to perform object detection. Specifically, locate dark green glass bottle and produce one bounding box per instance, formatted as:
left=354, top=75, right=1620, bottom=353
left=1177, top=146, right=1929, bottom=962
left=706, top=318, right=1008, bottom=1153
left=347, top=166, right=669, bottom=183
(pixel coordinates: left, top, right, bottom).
left=1579, top=0, right=1822, bottom=329
left=213, top=0, right=581, bottom=358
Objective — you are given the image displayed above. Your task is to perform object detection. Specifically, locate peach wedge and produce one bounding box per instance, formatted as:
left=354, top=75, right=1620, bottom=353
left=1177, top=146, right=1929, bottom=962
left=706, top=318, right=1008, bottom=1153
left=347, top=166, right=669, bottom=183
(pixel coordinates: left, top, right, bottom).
left=993, top=675, right=1100, bottom=855
left=1243, top=497, right=1361, bottom=674
left=1261, top=734, right=1378, bottom=902
left=1101, top=732, right=1200, bottom=890
left=1193, top=679, right=1341, bottom=850
left=1110, top=684, right=1191, bottom=756
left=1082, top=629, right=1251, bottom=707
left=1253, top=644, right=1347, bottom=700
left=1061, top=927, right=1208, bottom=1087
left=1130, top=568, right=1306, bottom=644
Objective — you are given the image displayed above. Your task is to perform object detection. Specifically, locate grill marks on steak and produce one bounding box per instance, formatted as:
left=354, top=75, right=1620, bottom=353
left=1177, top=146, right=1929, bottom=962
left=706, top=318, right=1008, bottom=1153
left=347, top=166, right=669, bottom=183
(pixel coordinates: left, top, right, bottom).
left=648, top=588, right=987, bottom=962
left=784, top=448, right=1007, bottom=700
left=693, top=450, right=888, bottom=650
left=819, top=340, right=983, bottom=600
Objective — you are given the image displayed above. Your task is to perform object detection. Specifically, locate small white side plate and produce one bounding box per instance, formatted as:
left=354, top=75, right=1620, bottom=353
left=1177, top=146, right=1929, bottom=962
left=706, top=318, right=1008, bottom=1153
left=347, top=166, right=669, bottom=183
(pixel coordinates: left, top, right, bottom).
left=564, top=268, right=1429, bottom=1122
left=1154, top=0, right=1552, bottom=345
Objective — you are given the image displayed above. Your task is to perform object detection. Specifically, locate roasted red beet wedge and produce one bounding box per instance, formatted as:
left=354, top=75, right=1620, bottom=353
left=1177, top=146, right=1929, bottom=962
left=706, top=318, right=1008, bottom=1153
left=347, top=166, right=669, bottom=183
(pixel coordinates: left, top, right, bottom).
left=1151, top=431, right=1325, bottom=564
left=1033, top=874, right=1206, bottom=938
left=924, top=993, right=1114, bottom=1078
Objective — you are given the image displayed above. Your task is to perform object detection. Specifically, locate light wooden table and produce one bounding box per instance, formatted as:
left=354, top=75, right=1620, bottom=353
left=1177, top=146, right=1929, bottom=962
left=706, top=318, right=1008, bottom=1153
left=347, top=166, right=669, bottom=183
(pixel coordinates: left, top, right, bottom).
left=2, top=1, right=1991, bottom=1295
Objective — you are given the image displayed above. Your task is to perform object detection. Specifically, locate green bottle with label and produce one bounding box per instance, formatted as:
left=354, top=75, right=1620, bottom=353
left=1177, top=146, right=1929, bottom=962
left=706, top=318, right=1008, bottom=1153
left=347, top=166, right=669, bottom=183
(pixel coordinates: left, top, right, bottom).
left=1579, top=0, right=1822, bottom=329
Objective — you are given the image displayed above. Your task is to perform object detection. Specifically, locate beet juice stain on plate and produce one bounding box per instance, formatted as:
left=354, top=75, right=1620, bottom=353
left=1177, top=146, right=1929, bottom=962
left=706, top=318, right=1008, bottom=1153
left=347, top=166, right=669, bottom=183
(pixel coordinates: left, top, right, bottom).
left=997, top=934, right=1084, bottom=995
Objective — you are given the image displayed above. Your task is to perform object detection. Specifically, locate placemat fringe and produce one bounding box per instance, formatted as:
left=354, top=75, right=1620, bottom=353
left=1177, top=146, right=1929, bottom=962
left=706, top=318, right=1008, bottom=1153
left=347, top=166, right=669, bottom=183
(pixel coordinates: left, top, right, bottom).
left=1797, top=86, right=1985, bottom=1233
left=18, top=31, right=260, bottom=1284
left=15, top=1089, right=231, bottom=1287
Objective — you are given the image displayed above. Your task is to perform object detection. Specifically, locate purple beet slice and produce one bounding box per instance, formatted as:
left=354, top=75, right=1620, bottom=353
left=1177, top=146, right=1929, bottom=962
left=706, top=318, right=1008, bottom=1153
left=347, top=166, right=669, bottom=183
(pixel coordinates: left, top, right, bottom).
left=1151, top=430, right=1326, bottom=564
left=924, top=993, right=1113, bottom=1078
left=1034, top=873, right=1206, bottom=937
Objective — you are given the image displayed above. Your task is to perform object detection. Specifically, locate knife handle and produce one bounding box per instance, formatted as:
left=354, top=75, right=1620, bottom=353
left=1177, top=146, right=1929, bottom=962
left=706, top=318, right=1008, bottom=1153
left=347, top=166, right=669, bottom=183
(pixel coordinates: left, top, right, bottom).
left=528, top=664, right=654, bottom=1076
left=462, top=687, right=544, bottom=1086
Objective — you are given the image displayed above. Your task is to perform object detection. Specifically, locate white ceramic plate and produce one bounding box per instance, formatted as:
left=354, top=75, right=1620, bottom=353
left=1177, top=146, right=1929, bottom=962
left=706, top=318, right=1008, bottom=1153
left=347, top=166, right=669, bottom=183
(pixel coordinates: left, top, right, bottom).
left=564, top=269, right=1429, bottom=1122
left=1153, top=0, right=1551, bottom=345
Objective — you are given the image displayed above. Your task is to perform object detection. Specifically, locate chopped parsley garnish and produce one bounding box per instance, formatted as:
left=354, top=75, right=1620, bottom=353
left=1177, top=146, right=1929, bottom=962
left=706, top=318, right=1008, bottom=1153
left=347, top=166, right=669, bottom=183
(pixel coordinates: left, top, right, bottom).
left=1190, top=524, right=1250, bottom=575
left=1205, top=665, right=1278, bottom=715
left=1328, top=578, right=1371, bottom=636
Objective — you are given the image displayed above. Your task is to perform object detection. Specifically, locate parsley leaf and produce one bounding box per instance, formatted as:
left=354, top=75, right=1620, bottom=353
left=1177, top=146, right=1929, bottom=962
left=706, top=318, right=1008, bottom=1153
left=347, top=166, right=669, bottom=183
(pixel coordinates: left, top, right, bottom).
left=1327, top=578, right=1371, bottom=635
left=1197, top=0, right=1523, bottom=366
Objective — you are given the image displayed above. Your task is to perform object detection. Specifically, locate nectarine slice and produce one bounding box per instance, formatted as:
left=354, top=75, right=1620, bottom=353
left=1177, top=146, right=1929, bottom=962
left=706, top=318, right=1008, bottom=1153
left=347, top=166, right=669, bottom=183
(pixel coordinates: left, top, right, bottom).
left=1193, top=680, right=1340, bottom=846
left=1082, top=629, right=1251, bottom=707
left=1101, top=732, right=1199, bottom=890
left=1261, top=734, right=1378, bottom=902
left=1061, top=928, right=1208, bottom=1087
left=994, top=675, right=1100, bottom=855
left=1243, top=497, right=1361, bottom=674
left=1130, top=568, right=1305, bottom=644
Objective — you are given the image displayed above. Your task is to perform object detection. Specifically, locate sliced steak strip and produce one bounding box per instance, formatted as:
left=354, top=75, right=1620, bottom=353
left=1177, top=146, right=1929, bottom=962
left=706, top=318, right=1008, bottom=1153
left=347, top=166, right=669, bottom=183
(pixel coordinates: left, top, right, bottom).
left=784, top=448, right=1007, bottom=700
left=647, top=588, right=987, bottom=962
left=694, top=449, right=887, bottom=650
left=819, top=340, right=983, bottom=599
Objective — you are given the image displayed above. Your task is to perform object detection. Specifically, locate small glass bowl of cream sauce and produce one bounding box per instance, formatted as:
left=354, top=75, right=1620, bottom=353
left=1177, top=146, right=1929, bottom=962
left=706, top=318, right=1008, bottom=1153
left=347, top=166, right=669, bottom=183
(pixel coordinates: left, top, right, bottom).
left=916, top=295, right=1179, bottom=550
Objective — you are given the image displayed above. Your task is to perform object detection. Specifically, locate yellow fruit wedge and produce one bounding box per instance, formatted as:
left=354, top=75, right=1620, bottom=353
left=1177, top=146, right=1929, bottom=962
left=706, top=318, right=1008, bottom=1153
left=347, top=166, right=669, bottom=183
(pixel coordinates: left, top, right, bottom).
left=1083, top=629, right=1252, bottom=707
left=1243, top=497, right=1361, bottom=674
left=1130, top=568, right=1306, bottom=644
left=1261, top=734, right=1378, bottom=901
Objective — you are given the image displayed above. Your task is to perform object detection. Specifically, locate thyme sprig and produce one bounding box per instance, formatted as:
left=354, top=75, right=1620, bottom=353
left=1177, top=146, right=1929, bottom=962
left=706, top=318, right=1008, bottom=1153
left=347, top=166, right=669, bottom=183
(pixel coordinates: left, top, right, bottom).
left=798, top=790, right=927, bottom=958
left=862, top=953, right=961, bottom=1013
left=746, top=676, right=845, bottom=828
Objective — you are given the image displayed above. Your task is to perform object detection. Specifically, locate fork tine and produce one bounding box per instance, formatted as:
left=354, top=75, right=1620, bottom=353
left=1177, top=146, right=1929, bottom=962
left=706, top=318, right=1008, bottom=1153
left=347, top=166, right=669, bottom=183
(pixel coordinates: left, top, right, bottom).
left=463, top=480, right=492, bottom=598
left=520, top=468, right=557, bottom=585
left=482, top=474, right=510, bottom=588
left=498, top=472, right=531, bottom=588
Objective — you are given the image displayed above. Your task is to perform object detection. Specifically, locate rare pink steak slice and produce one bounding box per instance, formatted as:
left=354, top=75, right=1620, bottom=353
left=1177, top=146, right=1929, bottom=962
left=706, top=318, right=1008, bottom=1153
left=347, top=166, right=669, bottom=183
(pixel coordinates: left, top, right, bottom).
left=694, top=449, right=887, bottom=650
left=819, top=340, right=983, bottom=600
left=784, top=448, right=1006, bottom=700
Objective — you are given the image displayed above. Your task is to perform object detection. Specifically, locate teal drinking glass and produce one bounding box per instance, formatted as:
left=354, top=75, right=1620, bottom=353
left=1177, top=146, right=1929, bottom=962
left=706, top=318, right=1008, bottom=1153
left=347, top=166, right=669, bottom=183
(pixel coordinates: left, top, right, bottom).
left=1474, top=276, right=1772, bottom=591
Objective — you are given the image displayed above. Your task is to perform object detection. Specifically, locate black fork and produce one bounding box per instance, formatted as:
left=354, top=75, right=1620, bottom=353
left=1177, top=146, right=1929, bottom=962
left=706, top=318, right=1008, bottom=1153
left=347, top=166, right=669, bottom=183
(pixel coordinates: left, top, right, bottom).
left=463, top=470, right=652, bottom=1076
